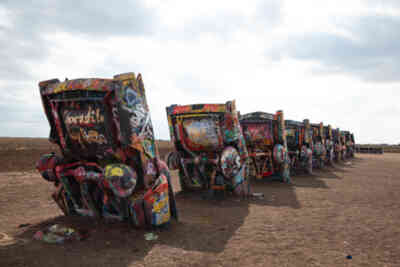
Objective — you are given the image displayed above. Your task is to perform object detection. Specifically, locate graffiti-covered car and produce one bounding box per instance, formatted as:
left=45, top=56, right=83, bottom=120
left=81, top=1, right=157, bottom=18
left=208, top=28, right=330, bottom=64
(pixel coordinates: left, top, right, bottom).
left=239, top=111, right=290, bottom=183
left=332, top=128, right=342, bottom=161
left=350, top=132, right=356, bottom=157
left=165, top=101, right=250, bottom=198
left=343, top=131, right=355, bottom=158
left=285, top=119, right=313, bottom=175
left=311, top=122, right=326, bottom=169
left=323, top=125, right=335, bottom=165
left=37, top=72, right=178, bottom=228
left=340, top=131, right=348, bottom=160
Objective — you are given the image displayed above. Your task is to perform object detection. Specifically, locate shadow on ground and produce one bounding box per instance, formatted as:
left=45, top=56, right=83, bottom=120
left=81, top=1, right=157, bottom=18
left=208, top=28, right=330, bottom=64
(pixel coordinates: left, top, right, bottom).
left=250, top=157, right=361, bottom=210
left=0, top=194, right=250, bottom=267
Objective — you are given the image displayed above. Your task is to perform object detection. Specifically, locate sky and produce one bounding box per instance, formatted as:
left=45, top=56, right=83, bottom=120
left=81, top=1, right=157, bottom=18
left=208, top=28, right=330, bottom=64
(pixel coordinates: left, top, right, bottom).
left=0, top=0, right=399, bottom=144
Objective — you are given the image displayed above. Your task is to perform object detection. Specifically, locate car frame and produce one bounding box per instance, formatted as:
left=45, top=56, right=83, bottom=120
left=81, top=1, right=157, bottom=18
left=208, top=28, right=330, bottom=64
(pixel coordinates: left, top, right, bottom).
left=37, top=72, right=178, bottom=228
left=343, top=130, right=355, bottom=158
left=239, top=110, right=290, bottom=183
left=285, top=119, right=313, bottom=175
left=165, top=100, right=250, bottom=198
left=311, top=122, right=327, bottom=169
left=331, top=128, right=341, bottom=162
left=323, top=125, right=335, bottom=165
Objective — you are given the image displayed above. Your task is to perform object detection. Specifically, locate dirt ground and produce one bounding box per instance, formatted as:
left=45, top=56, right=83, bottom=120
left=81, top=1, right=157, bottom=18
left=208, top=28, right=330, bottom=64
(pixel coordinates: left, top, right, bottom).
left=0, top=139, right=399, bottom=267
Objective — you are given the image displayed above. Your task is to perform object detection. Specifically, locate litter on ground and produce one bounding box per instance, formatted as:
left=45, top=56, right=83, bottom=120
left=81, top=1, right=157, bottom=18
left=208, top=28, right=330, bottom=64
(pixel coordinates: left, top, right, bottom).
left=33, top=224, right=89, bottom=244
left=144, top=233, right=158, bottom=241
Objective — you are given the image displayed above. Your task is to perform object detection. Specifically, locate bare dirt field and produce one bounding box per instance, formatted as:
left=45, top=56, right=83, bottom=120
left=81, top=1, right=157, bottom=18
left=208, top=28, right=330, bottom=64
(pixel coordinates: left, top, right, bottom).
left=0, top=138, right=399, bottom=267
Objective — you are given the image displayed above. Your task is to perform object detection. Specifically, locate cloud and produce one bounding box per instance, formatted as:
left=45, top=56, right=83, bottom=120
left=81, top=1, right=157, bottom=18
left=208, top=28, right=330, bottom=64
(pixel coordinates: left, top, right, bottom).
left=255, top=0, right=281, bottom=27
left=0, top=0, right=156, bottom=81
left=181, top=12, right=246, bottom=40
left=183, top=0, right=281, bottom=39
left=154, top=0, right=282, bottom=40
left=1, top=0, right=155, bottom=37
left=0, top=80, right=49, bottom=137
left=0, top=0, right=158, bottom=137
left=283, top=15, right=400, bottom=82
left=365, top=0, right=400, bottom=8
left=0, top=21, right=46, bottom=81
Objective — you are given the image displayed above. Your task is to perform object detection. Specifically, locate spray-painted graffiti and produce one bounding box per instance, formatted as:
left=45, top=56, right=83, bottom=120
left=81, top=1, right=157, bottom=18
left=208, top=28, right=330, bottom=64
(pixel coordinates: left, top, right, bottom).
left=120, top=85, right=154, bottom=138
left=61, top=103, right=110, bottom=155
left=182, top=118, right=221, bottom=149
left=37, top=72, right=178, bottom=228
left=240, top=111, right=290, bottom=183
left=242, top=123, right=273, bottom=146
left=285, top=119, right=313, bottom=175
left=166, top=100, right=250, bottom=197
left=221, top=146, right=241, bottom=178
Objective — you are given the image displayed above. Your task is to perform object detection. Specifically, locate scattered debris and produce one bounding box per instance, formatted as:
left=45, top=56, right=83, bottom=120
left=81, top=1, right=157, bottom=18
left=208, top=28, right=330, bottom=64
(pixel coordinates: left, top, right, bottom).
left=251, top=192, right=264, bottom=200
left=0, top=232, right=14, bottom=246
left=33, top=224, right=88, bottom=244
left=0, top=232, right=28, bottom=246
left=144, top=233, right=158, bottom=241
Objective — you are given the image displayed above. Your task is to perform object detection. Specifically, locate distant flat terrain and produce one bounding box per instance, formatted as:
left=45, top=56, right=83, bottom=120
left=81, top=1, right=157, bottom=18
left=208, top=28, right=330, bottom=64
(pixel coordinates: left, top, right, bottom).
left=0, top=137, right=173, bottom=172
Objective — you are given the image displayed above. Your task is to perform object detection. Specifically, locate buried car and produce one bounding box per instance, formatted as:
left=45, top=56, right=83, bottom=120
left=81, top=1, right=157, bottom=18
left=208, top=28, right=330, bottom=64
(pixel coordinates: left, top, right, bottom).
left=284, top=119, right=313, bottom=175
left=165, top=101, right=250, bottom=198
left=323, top=125, right=335, bottom=165
left=343, top=131, right=355, bottom=158
left=332, top=128, right=342, bottom=162
left=311, top=122, right=327, bottom=169
left=350, top=132, right=356, bottom=157
left=340, top=131, right=348, bottom=160
left=37, top=72, right=178, bottom=228
left=239, top=111, right=290, bottom=183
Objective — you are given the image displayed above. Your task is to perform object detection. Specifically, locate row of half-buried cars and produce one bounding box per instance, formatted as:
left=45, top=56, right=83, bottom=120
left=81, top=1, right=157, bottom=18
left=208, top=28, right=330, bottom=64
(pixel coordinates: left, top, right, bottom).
left=166, top=103, right=355, bottom=191
left=36, top=72, right=355, bottom=229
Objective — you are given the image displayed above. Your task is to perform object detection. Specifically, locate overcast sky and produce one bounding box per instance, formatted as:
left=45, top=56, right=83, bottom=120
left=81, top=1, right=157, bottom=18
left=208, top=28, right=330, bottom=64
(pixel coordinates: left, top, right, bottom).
left=0, top=0, right=399, bottom=144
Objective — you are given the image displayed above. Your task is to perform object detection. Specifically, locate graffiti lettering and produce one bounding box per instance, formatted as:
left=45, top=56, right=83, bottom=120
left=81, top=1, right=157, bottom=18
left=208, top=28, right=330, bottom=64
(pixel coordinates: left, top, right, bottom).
left=64, top=106, right=104, bottom=126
